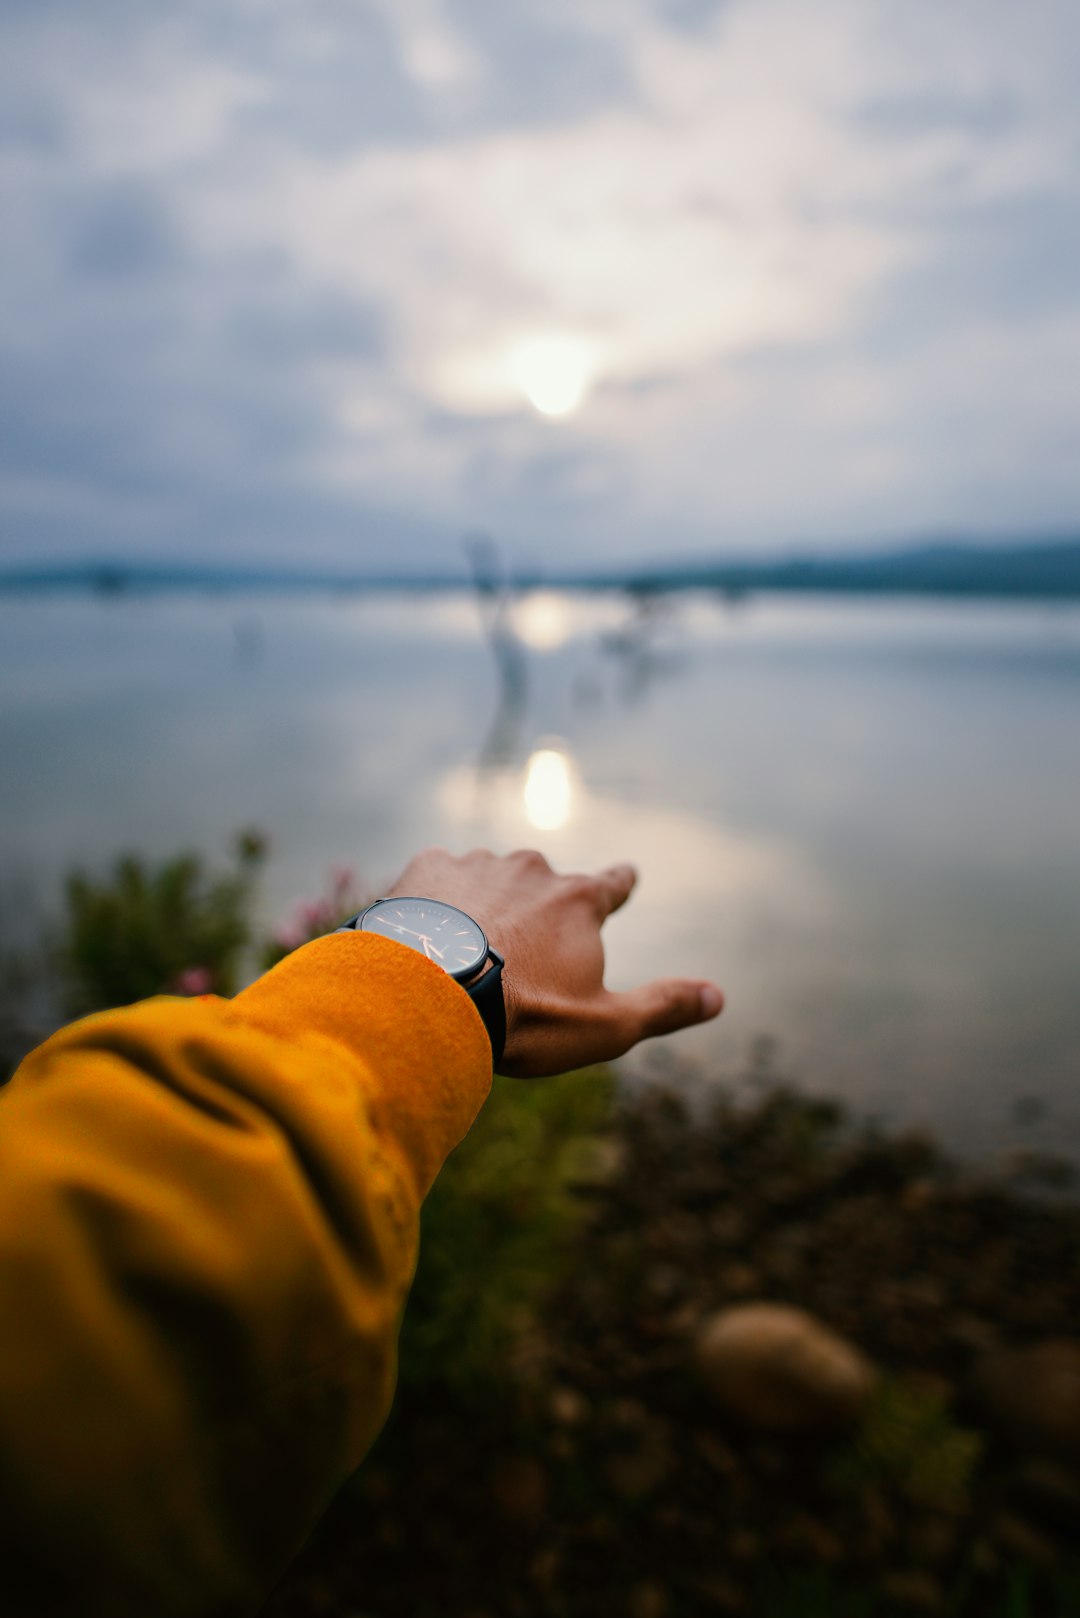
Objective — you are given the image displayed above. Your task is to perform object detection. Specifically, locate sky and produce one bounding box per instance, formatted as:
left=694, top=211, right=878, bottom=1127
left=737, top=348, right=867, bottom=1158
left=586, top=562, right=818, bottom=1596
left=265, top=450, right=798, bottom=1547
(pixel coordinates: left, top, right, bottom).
left=2, top=0, right=1080, bottom=575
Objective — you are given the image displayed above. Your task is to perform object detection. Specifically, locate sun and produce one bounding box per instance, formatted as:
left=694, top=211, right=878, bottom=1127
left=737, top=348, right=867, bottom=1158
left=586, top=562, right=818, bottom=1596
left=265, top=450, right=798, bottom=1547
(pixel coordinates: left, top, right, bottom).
left=510, top=335, right=593, bottom=417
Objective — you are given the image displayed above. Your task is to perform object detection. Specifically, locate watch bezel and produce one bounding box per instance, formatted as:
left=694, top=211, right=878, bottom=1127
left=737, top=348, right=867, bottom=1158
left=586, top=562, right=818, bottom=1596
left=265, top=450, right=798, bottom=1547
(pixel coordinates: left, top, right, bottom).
left=346, top=896, right=491, bottom=983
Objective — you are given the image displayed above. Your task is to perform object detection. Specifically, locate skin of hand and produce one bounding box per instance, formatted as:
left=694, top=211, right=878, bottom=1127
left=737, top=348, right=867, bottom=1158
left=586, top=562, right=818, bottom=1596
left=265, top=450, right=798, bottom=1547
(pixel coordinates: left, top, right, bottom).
left=386, top=846, right=724, bottom=1078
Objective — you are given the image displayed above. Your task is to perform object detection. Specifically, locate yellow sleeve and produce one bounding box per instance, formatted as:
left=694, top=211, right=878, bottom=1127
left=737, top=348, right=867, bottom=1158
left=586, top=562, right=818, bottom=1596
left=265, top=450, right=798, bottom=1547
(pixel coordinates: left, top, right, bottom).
left=0, top=930, right=492, bottom=1617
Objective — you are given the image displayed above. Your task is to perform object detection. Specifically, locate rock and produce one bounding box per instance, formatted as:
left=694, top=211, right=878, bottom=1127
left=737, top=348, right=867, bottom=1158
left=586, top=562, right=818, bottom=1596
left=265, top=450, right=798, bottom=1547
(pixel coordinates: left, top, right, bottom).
left=901, top=1178, right=937, bottom=1211
left=605, top=1420, right=672, bottom=1500
left=549, top=1385, right=589, bottom=1426
left=780, top=1513, right=845, bottom=1564
left=879, top=1571, right=944, bottom=1612
left=947, top=1314, right=1000, bottom=1358
left=547, top=1430, right=575, bottom=1461
left=973, top=1340, right=1080, bottom=1459
left=629, top=1581, right=670, bottom=1618
left=529, top=1545, right=560, bottom=1590
left=608, top=1396, right=648, bottom=1428
left=695, top=1431, right=738, bottom=1476
left=1009, top=1458, right=1080, bottom=1535
left=645, top=1262, right=683, bottom=1302
left=727, top=1528, right=761, bottom=1563
left=694, top=1303, right=876, bottom=1434
left=992, top=1511, right=1060, bottom=1567
left=690, top=1573, right=745, bottom=1612
left=665, top=1301, right=704, bottom=1337
left=719, top=1262, right=761, bottom=1298
left=490, top=1455, right=548, bottom=1526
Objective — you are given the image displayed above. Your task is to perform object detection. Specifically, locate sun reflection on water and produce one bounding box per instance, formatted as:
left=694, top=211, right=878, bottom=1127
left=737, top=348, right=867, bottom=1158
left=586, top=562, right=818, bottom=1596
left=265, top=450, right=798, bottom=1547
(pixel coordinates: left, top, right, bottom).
left=523, top=747, right=574, bottom=830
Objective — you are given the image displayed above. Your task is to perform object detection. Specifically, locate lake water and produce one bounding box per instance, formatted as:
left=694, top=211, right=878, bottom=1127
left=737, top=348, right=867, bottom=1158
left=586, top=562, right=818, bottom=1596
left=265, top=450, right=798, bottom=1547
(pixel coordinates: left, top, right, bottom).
left=2, top=589, right=1078, bottom=1163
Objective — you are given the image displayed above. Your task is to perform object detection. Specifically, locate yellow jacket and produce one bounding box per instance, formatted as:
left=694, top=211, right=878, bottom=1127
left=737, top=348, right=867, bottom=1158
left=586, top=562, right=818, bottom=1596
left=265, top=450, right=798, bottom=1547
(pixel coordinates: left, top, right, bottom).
left=0, top=931, right=492, bottom=1616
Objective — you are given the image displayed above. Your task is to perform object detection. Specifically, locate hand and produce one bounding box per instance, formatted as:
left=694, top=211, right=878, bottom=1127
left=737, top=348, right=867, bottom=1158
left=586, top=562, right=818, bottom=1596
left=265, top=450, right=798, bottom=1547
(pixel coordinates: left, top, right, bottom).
left=386, top=846, right=724, bottom=1078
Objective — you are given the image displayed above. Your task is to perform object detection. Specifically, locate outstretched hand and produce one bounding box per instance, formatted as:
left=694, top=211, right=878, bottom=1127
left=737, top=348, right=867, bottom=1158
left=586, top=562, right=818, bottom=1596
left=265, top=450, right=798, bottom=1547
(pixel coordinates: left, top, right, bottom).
left=386, top=846, right=724, bottom=1078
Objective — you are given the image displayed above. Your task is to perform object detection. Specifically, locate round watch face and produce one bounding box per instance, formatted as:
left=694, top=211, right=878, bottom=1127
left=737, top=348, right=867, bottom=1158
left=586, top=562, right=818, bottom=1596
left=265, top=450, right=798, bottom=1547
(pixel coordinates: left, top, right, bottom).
left=358, top=897, right=488, bottom=980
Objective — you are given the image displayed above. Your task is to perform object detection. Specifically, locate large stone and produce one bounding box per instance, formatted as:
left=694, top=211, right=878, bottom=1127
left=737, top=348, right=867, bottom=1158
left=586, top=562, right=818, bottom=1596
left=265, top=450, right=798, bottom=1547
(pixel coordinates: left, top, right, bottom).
left=694, top=1303, right=875, bottom=1435
left=974, top=1340, right=1080, bottom=1460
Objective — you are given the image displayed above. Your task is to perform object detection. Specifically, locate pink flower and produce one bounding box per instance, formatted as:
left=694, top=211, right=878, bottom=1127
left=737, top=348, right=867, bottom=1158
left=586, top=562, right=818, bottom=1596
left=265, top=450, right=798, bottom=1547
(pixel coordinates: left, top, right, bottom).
left=176, top=966, right=214, bottom=996
left=273, top=867, right=367, bottom=957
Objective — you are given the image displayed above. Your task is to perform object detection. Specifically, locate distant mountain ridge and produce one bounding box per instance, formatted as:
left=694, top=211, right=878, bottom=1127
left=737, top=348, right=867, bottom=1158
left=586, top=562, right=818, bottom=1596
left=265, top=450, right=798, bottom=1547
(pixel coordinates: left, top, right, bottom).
left=608, top=539, right=1080, bottom=598
left=3, top=538, right=1080, bottom=600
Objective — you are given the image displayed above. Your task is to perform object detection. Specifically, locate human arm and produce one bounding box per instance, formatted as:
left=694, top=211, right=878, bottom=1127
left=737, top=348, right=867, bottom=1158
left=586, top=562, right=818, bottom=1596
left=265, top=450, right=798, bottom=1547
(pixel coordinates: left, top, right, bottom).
left=0, top=849, right=722, bottom=1616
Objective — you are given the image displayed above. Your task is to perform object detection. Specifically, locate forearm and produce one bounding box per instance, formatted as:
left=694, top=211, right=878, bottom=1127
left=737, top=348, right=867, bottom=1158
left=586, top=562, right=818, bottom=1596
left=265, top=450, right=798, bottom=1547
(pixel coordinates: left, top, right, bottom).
left=0, top=932, right=491, bottom=1616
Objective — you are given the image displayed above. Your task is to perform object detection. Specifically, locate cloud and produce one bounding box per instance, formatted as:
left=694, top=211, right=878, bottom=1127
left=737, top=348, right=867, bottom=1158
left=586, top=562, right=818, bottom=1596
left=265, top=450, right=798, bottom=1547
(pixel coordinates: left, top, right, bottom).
left=2, top=0, right=1080, bottom=569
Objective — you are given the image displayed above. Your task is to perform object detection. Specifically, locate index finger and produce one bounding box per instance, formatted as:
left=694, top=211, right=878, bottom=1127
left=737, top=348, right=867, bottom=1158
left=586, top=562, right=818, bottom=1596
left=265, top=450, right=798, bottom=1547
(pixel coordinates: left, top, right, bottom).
left=594, top=862, right=637, bottom=920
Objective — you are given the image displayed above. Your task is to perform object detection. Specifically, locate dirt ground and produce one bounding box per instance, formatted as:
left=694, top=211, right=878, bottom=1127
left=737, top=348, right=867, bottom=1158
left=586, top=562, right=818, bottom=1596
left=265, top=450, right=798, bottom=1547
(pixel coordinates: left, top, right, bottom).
left=266, top=1084, right=1080, bottom=1618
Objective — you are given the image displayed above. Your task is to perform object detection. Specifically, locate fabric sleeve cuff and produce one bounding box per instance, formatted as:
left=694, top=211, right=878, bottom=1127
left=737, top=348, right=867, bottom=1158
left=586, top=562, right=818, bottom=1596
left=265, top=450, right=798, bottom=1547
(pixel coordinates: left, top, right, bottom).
left=231, top=931, right=493, bottom=1197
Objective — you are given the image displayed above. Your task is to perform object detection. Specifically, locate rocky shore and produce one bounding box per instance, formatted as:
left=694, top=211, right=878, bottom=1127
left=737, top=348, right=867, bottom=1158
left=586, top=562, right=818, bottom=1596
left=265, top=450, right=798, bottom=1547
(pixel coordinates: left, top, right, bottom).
left=267, top=1082, right=1080, bottom=1618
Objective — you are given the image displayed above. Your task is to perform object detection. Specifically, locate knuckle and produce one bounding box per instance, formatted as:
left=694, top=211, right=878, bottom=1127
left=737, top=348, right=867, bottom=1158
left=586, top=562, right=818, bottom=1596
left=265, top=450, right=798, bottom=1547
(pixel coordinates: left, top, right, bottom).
left=513, top=847, right=551, bottom=871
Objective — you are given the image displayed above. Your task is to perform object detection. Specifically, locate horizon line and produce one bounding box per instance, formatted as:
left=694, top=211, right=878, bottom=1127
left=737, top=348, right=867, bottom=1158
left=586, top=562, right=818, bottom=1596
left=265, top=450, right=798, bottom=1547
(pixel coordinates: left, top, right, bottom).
left=2, top=533, right=1080, bottom=600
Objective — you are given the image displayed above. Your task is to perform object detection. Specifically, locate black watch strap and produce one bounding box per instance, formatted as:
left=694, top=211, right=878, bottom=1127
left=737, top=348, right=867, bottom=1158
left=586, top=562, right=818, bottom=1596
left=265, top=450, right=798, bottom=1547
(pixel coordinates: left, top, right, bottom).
left=466, top=950, right=506, bottom=1069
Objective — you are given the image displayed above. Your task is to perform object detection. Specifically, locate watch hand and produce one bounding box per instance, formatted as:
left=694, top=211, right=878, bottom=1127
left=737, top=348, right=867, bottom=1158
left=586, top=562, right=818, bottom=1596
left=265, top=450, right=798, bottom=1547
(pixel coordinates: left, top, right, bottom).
left=373, top=916, right=449, bottom=959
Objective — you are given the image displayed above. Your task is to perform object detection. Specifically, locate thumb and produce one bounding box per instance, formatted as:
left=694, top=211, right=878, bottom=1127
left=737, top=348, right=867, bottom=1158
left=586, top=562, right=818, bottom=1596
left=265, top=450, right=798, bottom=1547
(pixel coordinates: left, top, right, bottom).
left=609, top=977, right=724, bottom=1050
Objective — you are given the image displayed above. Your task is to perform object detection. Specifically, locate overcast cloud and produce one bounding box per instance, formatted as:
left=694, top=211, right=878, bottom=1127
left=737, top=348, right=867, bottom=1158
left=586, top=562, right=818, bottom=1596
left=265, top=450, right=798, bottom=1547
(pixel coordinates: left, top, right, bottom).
left=2, top=0, right=1079, bottom=573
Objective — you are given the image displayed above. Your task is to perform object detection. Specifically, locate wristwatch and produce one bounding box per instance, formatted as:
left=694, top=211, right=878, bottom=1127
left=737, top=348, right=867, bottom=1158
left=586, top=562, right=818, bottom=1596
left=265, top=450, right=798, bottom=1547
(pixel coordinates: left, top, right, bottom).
left=337, top=896, right=506, bottom=1066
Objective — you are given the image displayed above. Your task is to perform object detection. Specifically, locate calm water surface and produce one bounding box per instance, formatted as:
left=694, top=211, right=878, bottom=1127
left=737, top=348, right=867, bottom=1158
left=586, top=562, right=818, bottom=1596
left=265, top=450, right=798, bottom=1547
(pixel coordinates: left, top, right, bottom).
left=2, top=590, right=1078, bottom=1161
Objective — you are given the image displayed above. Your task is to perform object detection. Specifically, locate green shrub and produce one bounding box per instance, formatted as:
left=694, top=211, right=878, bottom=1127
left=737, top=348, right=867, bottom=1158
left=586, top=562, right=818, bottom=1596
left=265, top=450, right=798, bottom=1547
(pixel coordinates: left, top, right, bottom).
left=61, top=829, right=266, bottom=1014
left=398, top=1064, right=615, bottom=1395
left=831, top=1376, right=983, bottom=1515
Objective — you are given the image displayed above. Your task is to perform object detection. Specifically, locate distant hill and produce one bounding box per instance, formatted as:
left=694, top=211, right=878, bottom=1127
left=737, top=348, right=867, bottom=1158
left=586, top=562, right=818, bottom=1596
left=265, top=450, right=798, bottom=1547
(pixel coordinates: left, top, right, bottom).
left=601, top=539, right=1080, bottom=599
left=2, top=538, right=1080, bottom=600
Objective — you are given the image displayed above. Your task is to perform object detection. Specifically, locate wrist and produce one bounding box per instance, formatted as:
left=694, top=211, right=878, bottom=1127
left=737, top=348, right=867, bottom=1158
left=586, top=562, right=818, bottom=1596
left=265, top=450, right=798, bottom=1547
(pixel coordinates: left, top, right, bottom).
left=338, top=898, right=507, bottom=1069
left=234, top=932, right=493, bottom=1195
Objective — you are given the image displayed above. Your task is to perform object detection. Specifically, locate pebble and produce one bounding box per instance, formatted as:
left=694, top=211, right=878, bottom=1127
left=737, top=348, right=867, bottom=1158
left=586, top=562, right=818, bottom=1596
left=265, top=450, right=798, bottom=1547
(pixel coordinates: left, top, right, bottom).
left=780, top=1513, right=845, bottom=1564
left=974, top=1339, right=1080, bottom=1459
left=605, top=1421, right=672, bottom=1501
left=992, top=1511, right=1060, bottom=1567
left=629, top=1581, right=670, bottom=1618
left=690, top=1573, right=745, bottom=1612
left=490, top=1456, right=549, bottom=1526
left=719, top=1262, right=760, bottom=1297
left=1009, top=1457, right=1080, bottom=1534
left=694, top=1303, right=875, bottom=1434
left=879, top=1570, right=945, bottom=1612
left=549, top=1385, right=589, bottom=1426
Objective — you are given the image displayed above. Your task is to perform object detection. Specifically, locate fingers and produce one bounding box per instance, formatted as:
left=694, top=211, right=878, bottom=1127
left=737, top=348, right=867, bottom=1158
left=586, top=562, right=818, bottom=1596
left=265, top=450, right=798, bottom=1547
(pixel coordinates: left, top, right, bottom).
left=608, top=977, right=724, bottom=1050
left=593, top=862, right=637, bottom=919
